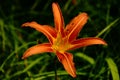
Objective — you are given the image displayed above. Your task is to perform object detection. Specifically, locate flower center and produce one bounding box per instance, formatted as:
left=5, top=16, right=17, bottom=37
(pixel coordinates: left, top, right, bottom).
left=52, top=33, right=70, bottom=53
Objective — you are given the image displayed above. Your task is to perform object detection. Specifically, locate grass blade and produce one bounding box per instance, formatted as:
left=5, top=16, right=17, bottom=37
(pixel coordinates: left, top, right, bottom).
left=75, top=52, right=95, bottom=65
left=106, top=57, right=119, bottom=80
left=0, top=42, right=36, bottom=72
left=96, top=18, right=120, bottom=37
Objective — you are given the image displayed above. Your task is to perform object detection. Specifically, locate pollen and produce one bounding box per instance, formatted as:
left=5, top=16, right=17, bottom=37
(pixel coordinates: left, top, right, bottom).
left=52, top=33, right=70, bottom=53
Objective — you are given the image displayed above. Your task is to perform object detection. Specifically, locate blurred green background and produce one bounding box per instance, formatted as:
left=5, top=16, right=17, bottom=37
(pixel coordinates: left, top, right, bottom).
left=0, top=0, right=120, bottom=80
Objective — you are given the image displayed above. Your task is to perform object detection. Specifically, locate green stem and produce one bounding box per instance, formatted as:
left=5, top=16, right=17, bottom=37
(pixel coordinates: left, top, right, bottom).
left=54, top=57, right=58, bottom=80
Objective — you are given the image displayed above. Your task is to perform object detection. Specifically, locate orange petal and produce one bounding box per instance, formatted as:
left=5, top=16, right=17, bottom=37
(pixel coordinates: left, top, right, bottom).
left=52, top=3, right=65, bottom=36
left=65, top=13, right=88, bottom=42
left=69, top=37, right=107, bottom=50
left=56, top=52, right=76, bottom=78
left=22, top=21, right=56, bottom=44
left=22, top=43, right=53, bottom=59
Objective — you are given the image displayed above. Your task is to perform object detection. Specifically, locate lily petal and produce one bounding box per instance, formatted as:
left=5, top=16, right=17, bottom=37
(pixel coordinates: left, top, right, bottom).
left=69, top=38, right=107, bottom=50
left=52, top=3, right=65, bottom=36
left=65, top=13, right=88, bottom=42
left=22, top=43, right=53, bottom=59
left=22, top=21, right=56, bottom=44
left=56, top=52, right=76, bottom=78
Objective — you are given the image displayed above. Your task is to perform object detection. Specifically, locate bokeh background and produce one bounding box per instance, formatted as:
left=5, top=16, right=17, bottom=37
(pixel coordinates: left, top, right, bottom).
left=0, top=0, right=120, bottom=80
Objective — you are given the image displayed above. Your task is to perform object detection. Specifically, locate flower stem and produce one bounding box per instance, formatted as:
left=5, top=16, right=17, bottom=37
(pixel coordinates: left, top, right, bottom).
left=54, top=57, right=58, bottom=80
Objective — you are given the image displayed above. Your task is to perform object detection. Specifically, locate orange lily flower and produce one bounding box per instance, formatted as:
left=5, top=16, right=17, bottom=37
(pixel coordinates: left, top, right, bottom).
left=22, top=2, right=107, bottom=78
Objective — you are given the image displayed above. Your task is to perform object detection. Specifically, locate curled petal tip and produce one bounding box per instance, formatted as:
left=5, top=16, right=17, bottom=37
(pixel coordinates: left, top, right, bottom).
left=21, top=21, right=37, bottom=27
left=22, top=53, right=29, bottom=59
left=71, top=73, right=77, bottom=78
left=97, top=39, right=107, bottom=46
left=21, top=22, right=28, bottom=27
left=71, top=73, right=76, bottom=78
left=22, top=56, right=25, bottom=59
left=81, top=12, right=88, bottom=16
left=103, top=42, right=107, bottom=46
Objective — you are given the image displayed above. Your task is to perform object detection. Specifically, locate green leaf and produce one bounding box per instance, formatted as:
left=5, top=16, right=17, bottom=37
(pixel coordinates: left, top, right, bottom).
left=75, top=52, right=95, bottom=65
left=106, top=57, right=119, bottom=80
